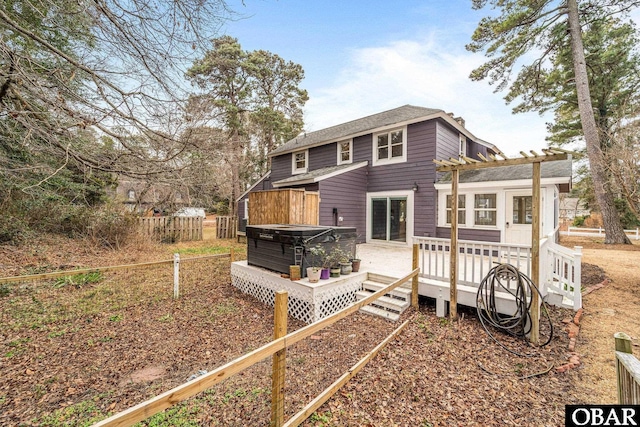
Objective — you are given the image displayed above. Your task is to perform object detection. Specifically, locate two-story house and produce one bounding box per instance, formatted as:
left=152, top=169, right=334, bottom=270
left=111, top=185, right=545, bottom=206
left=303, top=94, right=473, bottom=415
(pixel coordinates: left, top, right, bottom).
left=237, top=105, right=571, bottom=247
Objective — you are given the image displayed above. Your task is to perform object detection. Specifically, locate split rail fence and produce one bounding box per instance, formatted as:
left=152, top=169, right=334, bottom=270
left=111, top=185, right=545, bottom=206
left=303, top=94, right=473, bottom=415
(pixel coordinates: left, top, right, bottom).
left=0, top=251, right=235, bottom=300
left=92, top=268, right=420, bottom=427
left=615, top=332, right=640, bottom=404
left=138, top=216, right=203, bottom=242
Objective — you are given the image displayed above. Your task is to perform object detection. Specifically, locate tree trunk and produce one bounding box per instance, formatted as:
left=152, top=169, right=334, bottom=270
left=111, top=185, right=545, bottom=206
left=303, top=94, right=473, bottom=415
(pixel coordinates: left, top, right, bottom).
left=566, top=0, right=630, bottom=244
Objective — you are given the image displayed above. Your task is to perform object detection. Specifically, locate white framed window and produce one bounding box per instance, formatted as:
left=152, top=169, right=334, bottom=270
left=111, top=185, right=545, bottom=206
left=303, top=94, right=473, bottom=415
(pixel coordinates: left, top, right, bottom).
left=292, top=149, right=308, bottom=174
left=459, top=134, right=467, bottom=157
left=337, top=140, right=352, bottom=165
left=373, top=127, right=407, bottom=166
left=243, top=198, right=249, bottom=220
left=446, top=195, right=466, bottom=225
left=474, top=193, right=497, bottom=226
left=127, top=189, right=135, bottom=200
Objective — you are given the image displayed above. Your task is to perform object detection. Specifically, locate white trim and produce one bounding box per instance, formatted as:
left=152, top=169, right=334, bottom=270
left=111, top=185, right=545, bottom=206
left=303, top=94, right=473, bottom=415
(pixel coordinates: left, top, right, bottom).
left=365, top=190, right=414, bottom=247
left=243, top=198, right=249, bottom=220
left=272, top=161, right=368, bottom=188
left=372, top=127, right=407, bottom=166
left=437, top=190, right=502, bottom=230
left=459, top=134, right=467, bottom=157
left=291, top=149, right=309, bottom=175
left=336, top=139, right=353, bottom=165
left=236, top=170, right=271, bottom=201
left=269, top=111, right=499, bottom=158
left=434, top=176, right=571, bottom=191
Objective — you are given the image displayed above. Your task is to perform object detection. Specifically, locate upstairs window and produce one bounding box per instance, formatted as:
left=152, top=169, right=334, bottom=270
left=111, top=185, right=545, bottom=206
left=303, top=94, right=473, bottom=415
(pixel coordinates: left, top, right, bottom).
left=127, top=189, right=136, bottom=200
left=459, top=134, right=467, bottom=157
left=337, top=140, right=352, bottom=165
left=474, top=194, right=497, bottom=226
left=373, top=128, right=406, bottom=166
left=446, top=195, right=466, bottom=225
left=292, top=149, right=308, bottom=174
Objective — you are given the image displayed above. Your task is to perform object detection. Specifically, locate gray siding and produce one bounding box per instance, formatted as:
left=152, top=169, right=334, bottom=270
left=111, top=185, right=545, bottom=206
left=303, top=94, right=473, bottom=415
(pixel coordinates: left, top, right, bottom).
left=318, top=167, right=367, bottom=243
left=309, top=143, right=338, bottom=170
left=435, top=227, right=501, bottom=243
left=270, top=154, right=292, bottom=182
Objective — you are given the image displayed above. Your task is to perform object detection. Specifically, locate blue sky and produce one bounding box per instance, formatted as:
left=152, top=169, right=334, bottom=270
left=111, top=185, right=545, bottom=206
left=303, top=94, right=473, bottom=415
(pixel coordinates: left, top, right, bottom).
left=222, top=0, right=553, bottom=156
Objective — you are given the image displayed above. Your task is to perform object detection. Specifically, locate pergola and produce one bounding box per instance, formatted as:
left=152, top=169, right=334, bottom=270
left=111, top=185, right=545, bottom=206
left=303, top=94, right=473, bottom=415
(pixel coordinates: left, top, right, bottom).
left=433, top=147, right=572, bottom=344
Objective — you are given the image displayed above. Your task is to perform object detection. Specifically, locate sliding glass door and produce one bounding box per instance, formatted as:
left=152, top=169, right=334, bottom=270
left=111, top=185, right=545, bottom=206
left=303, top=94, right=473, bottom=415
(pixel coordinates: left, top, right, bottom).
left=371, top=197, right=407, bottom=242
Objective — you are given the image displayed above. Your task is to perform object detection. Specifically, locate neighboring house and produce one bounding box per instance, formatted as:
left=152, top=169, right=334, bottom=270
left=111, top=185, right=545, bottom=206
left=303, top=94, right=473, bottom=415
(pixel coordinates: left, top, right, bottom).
left=237, top=105, right=572, bottom=247
left=115, top=179, right=190, bottom=215
left=559, top=195, right=590, bottom=220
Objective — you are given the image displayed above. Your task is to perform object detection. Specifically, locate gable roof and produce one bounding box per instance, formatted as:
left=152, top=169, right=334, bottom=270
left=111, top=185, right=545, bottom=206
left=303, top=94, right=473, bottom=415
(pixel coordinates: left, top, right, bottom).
left=270, top=105, right=498, bottom=157
left=272, top=161, right=368, bottom=188
left=436, top=159, right=573, bottom=185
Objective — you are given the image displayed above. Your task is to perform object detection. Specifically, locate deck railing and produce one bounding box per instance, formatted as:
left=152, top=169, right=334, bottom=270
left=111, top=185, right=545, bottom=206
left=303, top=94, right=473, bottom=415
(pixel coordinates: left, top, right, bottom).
left=413, top=237, right=532, bottom=292
left=540, top=235, right=582, bottom=310
left=413, top=234, right=583, bottom=309
left=615, top=332, right=640, bottom=404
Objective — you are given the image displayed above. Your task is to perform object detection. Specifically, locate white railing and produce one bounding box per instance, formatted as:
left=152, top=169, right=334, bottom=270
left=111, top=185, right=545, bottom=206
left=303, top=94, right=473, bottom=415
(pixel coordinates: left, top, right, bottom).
left=413, top=234, right=583, bottom=310
left=563, top=226, right=640, bottom=240
left=413, top=237, right=532, bottom=293
left=540, top=234, right=583, bottom=310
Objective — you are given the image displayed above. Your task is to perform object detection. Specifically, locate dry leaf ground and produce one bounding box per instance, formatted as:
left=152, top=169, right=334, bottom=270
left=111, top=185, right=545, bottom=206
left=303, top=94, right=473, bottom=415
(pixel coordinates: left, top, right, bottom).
left=0, top=232, right=638, bottom=426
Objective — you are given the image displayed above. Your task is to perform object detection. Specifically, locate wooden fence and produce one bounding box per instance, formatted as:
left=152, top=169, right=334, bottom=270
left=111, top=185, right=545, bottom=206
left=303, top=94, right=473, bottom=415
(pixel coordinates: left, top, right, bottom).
left=93, top=268, right=420, bottom=427
left=216, top=216, right=237, bottom=239
left=249, top=189, right=319, bottom=226
left=138, top=217, right=203, bottom=242
left=615, top=332, right=640, bottom=404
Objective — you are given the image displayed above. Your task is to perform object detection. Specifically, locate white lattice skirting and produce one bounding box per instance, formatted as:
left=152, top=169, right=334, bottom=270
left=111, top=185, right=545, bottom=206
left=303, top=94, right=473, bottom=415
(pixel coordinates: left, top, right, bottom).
left=231, top=261, right=366, bottom=324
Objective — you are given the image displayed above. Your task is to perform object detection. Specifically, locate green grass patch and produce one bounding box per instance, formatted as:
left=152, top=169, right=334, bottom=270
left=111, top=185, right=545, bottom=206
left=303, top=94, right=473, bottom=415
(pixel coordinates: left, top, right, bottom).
left=54, top=271, right=103, bottom=289
left=33, top=399, right=108, bottom=426
left=133, top=401, right=201, bottom=427
left=175, top=246, right=232, bottom=256
left=212, top=300, right=238, bottom=317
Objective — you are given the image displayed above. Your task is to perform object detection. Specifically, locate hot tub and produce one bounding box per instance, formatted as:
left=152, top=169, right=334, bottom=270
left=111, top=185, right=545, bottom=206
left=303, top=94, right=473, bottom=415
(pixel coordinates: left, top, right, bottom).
left=246, top=224, right=357, bottom=277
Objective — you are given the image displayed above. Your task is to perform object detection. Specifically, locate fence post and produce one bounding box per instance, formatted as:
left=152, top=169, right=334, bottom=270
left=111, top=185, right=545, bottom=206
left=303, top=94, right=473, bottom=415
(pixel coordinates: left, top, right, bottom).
left=230, top=248, right=235, bottom=263
left=615, top=332, right=633, bottom=405
left=271, top=291, right=288, bottom=427
left=412, top=244, right=419, bottom=309
left=615, top=332, right=633, bottom=354
left=173, top=253, right=180, bottom=299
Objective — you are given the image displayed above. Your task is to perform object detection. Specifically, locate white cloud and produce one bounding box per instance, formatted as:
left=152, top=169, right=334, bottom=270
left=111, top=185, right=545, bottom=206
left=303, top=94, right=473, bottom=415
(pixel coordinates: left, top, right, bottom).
left=303, top=35, right=553, bottom=157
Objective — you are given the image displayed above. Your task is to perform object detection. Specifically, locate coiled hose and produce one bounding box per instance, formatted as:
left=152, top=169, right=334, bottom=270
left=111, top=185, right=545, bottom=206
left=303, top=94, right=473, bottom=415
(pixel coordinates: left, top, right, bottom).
left=476, top=263, right=553, bottom=355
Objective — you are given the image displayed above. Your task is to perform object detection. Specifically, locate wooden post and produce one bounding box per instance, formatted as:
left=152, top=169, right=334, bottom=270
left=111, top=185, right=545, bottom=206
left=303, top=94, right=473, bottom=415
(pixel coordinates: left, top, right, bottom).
left=230, top=247, right=235, bottom=263
left=530, top=161, right=541, bottom=344
left=615, top=332, right=633, bottom=354
left=412, top=244, right=419, bottom=309
left=271, top=291, right=288, bottom=427
left=173, top=253, right=180, bottom=299
left=450, top=169, right=459, bottom=321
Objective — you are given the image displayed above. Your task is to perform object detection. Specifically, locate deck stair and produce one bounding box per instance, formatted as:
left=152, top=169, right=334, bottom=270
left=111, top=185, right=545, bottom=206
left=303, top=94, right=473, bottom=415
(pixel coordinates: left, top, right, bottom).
left=357, top=274, right=412, bottom=321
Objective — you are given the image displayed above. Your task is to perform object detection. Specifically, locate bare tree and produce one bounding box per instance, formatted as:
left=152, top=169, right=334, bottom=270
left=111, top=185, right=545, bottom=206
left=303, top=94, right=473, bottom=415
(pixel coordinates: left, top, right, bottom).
left=1, top=0, right=233, bottom=182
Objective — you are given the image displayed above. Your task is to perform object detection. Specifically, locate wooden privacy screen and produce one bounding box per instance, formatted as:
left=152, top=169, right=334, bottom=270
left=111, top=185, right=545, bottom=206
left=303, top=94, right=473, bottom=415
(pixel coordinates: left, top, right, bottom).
left=249, top=189, right=319, bottom=225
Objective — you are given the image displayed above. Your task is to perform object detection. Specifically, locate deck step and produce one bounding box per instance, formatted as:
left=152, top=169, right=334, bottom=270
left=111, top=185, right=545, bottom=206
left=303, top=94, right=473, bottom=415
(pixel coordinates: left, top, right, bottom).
left=358, top=277, right=412, bottom=321
left=358, top=304, right=400, bottom=322
left=362, top=280, right=412, bottom=301
left=356, top=291, right=409, bottom=313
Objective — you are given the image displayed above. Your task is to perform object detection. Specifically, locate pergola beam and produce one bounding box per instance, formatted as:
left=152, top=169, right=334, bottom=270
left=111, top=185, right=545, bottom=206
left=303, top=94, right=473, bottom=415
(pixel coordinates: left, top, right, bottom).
left=434, top=152, right=568, bottom=172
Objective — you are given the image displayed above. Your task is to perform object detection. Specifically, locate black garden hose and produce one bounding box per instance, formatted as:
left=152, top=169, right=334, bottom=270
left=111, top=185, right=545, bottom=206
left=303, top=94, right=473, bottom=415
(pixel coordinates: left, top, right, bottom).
left=476, top=263, right=553, bottom=356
